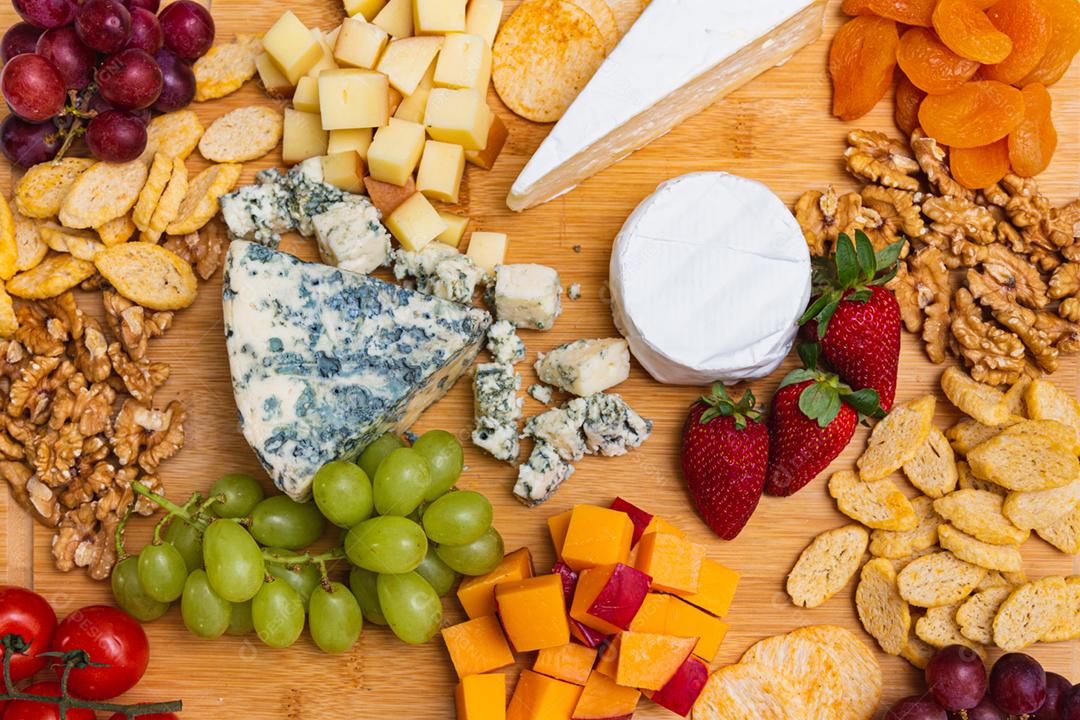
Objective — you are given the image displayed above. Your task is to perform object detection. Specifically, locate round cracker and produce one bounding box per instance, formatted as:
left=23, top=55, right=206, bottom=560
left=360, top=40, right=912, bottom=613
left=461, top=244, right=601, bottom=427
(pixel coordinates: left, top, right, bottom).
left=493, top=0, right=607, bottom=123
left=199, top=106, right=283, bottom=163
left=568, top=0, right=618, bottom=52
left=693, top=661, right=809, bottom=720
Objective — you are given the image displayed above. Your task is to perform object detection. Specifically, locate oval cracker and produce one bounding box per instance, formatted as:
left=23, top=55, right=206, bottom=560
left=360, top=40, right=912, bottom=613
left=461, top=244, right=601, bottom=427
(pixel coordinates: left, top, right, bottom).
left=199, top=106, right=283, bottom=163
left=787, top=524, right=868, bottom=609
left=166, top=163, right=241, bottom=236
left=58, top=160, right=148, bottom=229
left=94, top=243, right=198, bottom=310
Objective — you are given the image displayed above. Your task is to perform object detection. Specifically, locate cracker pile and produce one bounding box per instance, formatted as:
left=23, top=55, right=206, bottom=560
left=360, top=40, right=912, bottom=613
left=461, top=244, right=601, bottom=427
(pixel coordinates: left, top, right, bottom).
left=787, top=366, right=1080, bottom=664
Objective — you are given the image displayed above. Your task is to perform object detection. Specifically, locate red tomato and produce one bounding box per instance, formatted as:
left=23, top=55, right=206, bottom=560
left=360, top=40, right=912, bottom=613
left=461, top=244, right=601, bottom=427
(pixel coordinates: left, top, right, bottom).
left=3, top=682, right=95, bottom=720
left=108, top=714, right=180, bottom=720
left=0, top=586, right=57, bottom=682
left=51, top=606, right=149, bottom=700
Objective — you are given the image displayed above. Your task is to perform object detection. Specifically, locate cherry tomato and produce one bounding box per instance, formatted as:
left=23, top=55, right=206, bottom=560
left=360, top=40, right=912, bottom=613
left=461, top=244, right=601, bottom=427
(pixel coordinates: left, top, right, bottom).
left=0, top=586, right=57, bottom=682
left=3, top=682, right=95, bottom=720
left=51, top=605, right=149, bottom=700
left=108, top=714, right=180, bottom=720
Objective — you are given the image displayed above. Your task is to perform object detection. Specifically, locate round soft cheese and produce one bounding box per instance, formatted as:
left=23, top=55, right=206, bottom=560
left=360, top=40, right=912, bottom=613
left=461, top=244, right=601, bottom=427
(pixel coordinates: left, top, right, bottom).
left=610, top=172, right=811, bottom=385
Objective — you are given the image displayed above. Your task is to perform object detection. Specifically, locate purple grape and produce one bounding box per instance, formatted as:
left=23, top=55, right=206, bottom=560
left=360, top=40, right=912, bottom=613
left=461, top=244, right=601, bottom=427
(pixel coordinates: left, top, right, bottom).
left=75, top=0, right=131, bottom=54
left=1033, top=672, right=1072, bottom=720
left=886, top=696, right=948, bottom=720
left=989, top=653, right=1046, bottom=716
left=85, top=109, right=146, bottom=161
left=96, top=47, right=162, bottom=109
left=124, top=7, right=163, bottom=54
left=152, top=48, right=194, bottom=112
left=0, top=114, right=59, bottom=167
left=12, top=0, right=77, bottom=29
left=157, top=0, right=214, bottom=61
left=36, top=26, right=96, bottom=90
left=122, top=0, right=160, bottom=11
left=926, top=645, right=988, bottom=711
left=1, top=23, right=44, bottom=64
left=1, top=52, right=66, bottom=121
left=1063, top=685, right=1080, bottom=720
left=948, top=697, right=1006, bottom=720
left=87, top=92, right=150, bottom=124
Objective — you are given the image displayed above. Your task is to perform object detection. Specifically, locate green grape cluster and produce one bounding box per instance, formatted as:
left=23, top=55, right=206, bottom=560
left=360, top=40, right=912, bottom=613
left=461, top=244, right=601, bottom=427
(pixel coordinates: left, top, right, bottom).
left=110, top=429, right=504, bottom=652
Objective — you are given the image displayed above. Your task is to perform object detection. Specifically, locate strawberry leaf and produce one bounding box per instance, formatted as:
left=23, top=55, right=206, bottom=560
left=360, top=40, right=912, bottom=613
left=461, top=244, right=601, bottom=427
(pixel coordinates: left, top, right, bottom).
left=816, top=299, right=840, bottom=339
left=797, top=342, right=821, bottom=371
left=874, top=238, right=906, bottom=270
left=854, top=230, right=876, bottom=282
left=835, top=233, right=858, bottom=288
left=779, top=367, right=818, bottom=389
left=799, top=293, right=833, bottom=326
left=847, top=288, right=873, bottom=304
left=697, top=384, right=761, bottom=430
left=869, top=265, right=899, bottom=287
left=842, top=387, right=886, bottom=419
left=798, top=382, right=842, bottom=428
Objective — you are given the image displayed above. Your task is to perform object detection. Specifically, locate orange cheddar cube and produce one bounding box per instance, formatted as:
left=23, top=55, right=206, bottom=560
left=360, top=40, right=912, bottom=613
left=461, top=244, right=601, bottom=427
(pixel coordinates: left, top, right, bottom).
left=457, top=547, right=534, bottom=619
left=627, top=593, right=669, bottom=634
left=572, top=671, right=641, bottom=720
left=615, top=632, right=696, bottom=691
left=534, top=642, right=597, bottom=686
left=548, top=509, right=572, bottom=559
left=442, top=615, right=515, bottom=679
left=495, top=575, right=570, bottom=652
left=643, top=516, right=685, bottom=538
left=562, top=505, right=634, bottom=572
left=570, top=563, right=651, bottom=635
left=671, top=559, right=740, bottom=618
left=634, top=532, right=704, bottom=594
left=456, top=673, right=506, bottom=720
left=666, top=596, right=728, bottom=662
left=594, top=635, right=620, bottom=679
left=507, top=670, right=583, bottom=720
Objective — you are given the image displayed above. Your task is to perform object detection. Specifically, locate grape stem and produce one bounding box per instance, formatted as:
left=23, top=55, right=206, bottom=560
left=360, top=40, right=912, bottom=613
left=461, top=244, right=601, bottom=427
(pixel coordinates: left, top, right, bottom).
left=132, top=481, right=212, bottom=532
left=49, top=86, right=98, bottom=163
left=263, top=548, right=346, bottom=568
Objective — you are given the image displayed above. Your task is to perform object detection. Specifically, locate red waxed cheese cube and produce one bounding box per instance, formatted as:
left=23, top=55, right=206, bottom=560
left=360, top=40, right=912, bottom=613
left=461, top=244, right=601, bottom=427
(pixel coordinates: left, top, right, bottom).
left=594, top=635, right=620, bottom=680
left=570, top=563, right=651, bottom=636
left=616, top=632, right=697, bottom=691
left=647, top=654, right=709, bottom=717
left=609, top=497, right=653, bottom=546
left=572, top=671, right=640, bottom=720
left=552, top=562, right=609, bottom=649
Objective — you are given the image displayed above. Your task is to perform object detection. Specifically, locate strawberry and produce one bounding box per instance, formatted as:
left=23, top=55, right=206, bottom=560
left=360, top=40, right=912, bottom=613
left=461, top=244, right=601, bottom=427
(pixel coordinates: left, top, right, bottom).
left=801, top=230, right=904, bottom=410
left=680, top=384, right=769, bottom=540
left=765, top=344, right=884, bottom=497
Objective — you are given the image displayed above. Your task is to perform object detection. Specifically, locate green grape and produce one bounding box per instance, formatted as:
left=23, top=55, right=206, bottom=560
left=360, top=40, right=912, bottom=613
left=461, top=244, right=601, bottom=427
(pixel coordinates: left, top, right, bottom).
left=163, top=518, right=204, bottom=572
left=359, top=433, right=407, bottom=478
left=435, top=527, right=505, bottom=576
left=413, top=430, right=464, bottom=501
left=203, top=519, right=266, bottom=603
left=373, top=448, right=431, bottom=516
left=309, top=582, right=363, bottom=654
left=312, top=460, right=374, bottom=528
left=210, top=473, right=265, bottom=518
left=414, top=546, right=459, bottom=597
left=349, top=567, right=387, bottom=626
left=250, top=495, right=326, bottom=550
left=422, top=491, right=493, bottom=545
left=137, top=542, right=188, bottom=603
left=227, top=599, right=254, bottom=636
left=181, top=569, right=233, bottom=639
left=264, top=547, right=320, bottom=610
left=111, top=555, right=169, bottom=622
left=345, top=516, right=427, bottom=574
left=377, top=572, right=442, bottom=644
left=252, top=579, right=305, bottom=649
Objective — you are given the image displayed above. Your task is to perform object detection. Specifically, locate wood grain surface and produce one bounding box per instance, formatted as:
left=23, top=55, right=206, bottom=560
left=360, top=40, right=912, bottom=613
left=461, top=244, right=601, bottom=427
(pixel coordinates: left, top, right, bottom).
left=2, top=0, right=1079, bottom=717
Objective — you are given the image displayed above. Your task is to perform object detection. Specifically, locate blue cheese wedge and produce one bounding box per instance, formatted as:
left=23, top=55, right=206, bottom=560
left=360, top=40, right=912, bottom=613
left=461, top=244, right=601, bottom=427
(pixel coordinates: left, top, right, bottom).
left=223, top=240, right=491, bottom=500
left=312, top=201, right=391, bottom=275
left=492, top=263, right=562, bottom=330
left=534, top=338, right=630, bottom=397
left=487, top=320, right=526, bottom=365
left=523, top=398, right=587, bottom=461
left=471, top=417, right=520, bottom=464
left=582, top=392, right=653, bottom=457
left=393, top=243, right=485, bottom=305
left=515, top=441, right=575, bottom=507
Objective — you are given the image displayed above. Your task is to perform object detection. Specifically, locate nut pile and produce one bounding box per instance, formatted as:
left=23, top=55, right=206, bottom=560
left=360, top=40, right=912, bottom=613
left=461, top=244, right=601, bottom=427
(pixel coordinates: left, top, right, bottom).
left=795, top=129, right=1080, bottom=385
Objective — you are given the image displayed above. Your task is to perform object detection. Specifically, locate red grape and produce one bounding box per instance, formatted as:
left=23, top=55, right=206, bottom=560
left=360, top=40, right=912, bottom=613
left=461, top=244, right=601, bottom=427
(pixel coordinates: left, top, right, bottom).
left=1034, top=672, right=1072, bottom=720
left=1062, top=685, right=1080, bottom=720
left=0, top=115, right=59, bottom=167
left=152, top=48, right=194, bottom=112
left=75, top=0, right=131, bottom=54
left=125, top=7, right=162, bottom=54
left=989, top=653, right=1046, bottom=716
left=1, top=53, right=66, bottom=121
left=948, top=698, right=1006, bottom=720
left=96, top=48, right=161, bottom=109
left=85, top=108, right=145, bottom=161
left=123, top=0, right=160, bottom=11
left=12, top=0, right=76, bottom=29
left=158, top=0, right=214, bottom=61
left=926, top=645, right=988, bottom=711
left=886, top=696, right=948, bottom=720
left=1, top=23, right=44, bottom=63
left=36, top=26, right=96, bottom=89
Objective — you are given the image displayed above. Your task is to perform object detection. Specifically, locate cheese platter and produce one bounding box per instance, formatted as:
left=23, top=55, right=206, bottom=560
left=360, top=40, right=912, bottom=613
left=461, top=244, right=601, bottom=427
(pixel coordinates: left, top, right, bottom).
left=0, top=0, right=1078, bottom=717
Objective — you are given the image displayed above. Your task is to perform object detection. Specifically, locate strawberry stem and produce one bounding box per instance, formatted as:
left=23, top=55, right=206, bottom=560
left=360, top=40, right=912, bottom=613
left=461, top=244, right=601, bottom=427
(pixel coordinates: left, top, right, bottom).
left=697, top=384, right=761, bottom=430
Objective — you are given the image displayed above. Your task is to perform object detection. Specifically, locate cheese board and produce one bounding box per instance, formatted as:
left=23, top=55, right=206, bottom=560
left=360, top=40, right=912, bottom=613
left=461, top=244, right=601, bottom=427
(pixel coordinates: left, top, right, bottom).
left=0, top=0, right=1079, bottom=717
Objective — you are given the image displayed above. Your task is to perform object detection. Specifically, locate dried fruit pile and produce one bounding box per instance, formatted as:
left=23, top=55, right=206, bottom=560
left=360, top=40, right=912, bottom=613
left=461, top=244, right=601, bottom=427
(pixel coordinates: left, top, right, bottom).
left=831, top=0, right=1080, bottom=189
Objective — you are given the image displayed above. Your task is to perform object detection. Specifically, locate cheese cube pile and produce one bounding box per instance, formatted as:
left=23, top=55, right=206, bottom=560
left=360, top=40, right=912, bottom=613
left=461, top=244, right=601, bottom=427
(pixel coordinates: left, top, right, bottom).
left=442, top=498, right=741, bottom=719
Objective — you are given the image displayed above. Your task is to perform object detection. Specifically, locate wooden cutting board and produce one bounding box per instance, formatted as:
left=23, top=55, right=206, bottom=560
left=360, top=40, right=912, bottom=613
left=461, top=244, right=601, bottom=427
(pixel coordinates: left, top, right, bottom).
left=3, top=0, right=1079, bottom=716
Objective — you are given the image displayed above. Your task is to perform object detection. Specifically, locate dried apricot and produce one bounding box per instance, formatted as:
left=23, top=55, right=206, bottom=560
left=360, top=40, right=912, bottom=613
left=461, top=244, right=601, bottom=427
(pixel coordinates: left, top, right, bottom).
left=1008, top=83, right=1058, bottom=177
left=918, top=81, right=1026, bottom=147
left=1020, top=0, right=1080, bottom=86
left=895, top=72, right=928, bottom=136
left=951, top=138, right=1011, bottom=189
left=933, top=0, right=1015, bottom=64
left=898, top=27, right=981, bottom=94
left=841, top=0, right=937, bottom=26
left=982, top=0, right=1053, bottom=84
left=830, top=16, right=900, bottom=121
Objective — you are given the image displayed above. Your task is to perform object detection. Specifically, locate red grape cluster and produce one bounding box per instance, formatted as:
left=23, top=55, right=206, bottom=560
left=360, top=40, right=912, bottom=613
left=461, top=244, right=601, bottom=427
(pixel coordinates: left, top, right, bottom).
left=886, top=645, right=1080, bottom=720
left=0, top=0, right=213, bottom=167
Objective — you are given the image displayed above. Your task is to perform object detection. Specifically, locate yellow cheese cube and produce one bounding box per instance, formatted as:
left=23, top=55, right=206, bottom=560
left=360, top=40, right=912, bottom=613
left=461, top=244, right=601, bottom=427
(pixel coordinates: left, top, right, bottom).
left=372, top=0, right=413, bottom=38
left=326, top=24, right=342, bottom=47
left=292, top=76, right=320, bottom=112
left=436, top=212, right=469, bottom=247
left=368, top=118, right=426, bottom=186
left=385, top=193, right=447, bottom=252
left=283, top=108, right=329, bottom=165
left=263, top=11, right=322, bottom=85
left=414, top=0, right=466, bottom=34
left=464, top=112, right=507, bottom=170
left=465, top=231, right=507, bottom=273
left=388, top=86, right=404, bottom=115
left=305, top=29, right=340, bottom=79
left=318, top=69, right=389, bottom=130
left=334, top=17, right=389, bottom=69
left=434, top=33, right=490, bottom=90
left=321, top=151, right=367, bottom=193
left=344, top=0, right=387, bottom=20
left=416, top=140, right=464, bottom=203
left=327, top=128, right=373, bottom=158
left=255, top=52, right=294, bottom=99
left=394, top=64, right=435, bottom=123
left=377, top=36, right=443, bottom=96
left=465, top=0, right=503, bottom=47
left=424, top=88, right=491, bottom=150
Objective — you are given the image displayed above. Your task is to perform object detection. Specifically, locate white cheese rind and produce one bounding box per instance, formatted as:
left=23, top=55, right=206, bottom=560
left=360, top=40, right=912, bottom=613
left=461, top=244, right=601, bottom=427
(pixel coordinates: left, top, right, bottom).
left=610, top=172, right=810, bottom=385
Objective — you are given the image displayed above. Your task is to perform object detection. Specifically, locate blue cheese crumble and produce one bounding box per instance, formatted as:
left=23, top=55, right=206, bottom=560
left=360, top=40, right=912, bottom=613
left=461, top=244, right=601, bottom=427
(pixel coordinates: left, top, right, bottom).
left=514, top=442, right=575, bottom=507
left=486, top=320, right=526, bottom=365
left=527, top=383, right=553, bottom=405
left=312, top=202, right=391, bottom=276
left=393, top=244, right=486, bottom=305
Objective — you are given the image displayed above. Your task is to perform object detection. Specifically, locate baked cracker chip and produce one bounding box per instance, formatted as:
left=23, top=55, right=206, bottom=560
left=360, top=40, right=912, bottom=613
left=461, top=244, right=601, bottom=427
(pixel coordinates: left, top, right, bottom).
left=193, top=34, right=262, bottom=102
left=957, top=586, right=1013, bottom=645
left=144, top=158, right=188, bottom=243
left=568, top=0, right=619, bottom=52
left=967, top=432, right=1078, bottom=492
left=0, top=195, right=17, bottom=281
left=693, top=660, right=810, bottom=720
left=933, top=489, right=1029, bottom=545
left=903, top=427, right=958, bottom=498
left=829, top=471, right=918, bottom=531
left=957, top=460, right=1006, bottom=495
left=95, top=212, right=135, bottom=247
left=166, top=163, right=241, bottom=236
left=889, top=546, right=938, bottom=574
left=915, top=603, right=986, bottom=657
left=945, top=418, right=1000, bottom=456
left=1041, top=578, right=1080, bottom=643
left=1003, top=418, right=1080, bottom=455
left=1003, top=479, right=1080, bottom=531
left=855, top=558, right=911, bottom=656
left=38, top=223, right=105, bottom=261
left=993, top=576, right=1068, bottom=651
left=938, top=523, right=1024, bottom=572
left=858, top=395, right=935, bottom=482
left=142, top=110, right=205, bottom=162
left=870, top=496, right=942, bottom=559
left=94, top=243, right=198, bottom=311
left=7, top=253, right=96, bottom=299
left=1004, top=376, right=1032, bottom=416
left=1036, top=504, right=1080, bottom=554
left=198, top=106, right=283, bottom=163
left=941, top=366, right=1015, bottom=426
left=897, top=551, right=986, bottom=608
left=1025, top=378, right=1080, bottom=440
left=13, top=158, right=95, bottom=219
left=133, top=153, right=174, bottom=232
left=900, top=623, right=937, bottom=669
left=58, top=160, right=148, bottom=229
left=0, top=286, right=16, bottom=338
left=11, top=209, right=46, bottom=272
left=977, top=571, right=1013, bottom=590
left=787, top=524, right=868, bottom=608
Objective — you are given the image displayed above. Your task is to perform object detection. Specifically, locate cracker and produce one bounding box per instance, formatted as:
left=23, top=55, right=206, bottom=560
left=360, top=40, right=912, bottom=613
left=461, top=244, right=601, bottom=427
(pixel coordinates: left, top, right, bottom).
left=694, top=661, right=810, bottom=720
left=1003, top=479, right=1080, bottom=532
left=933, top=489, right=1029, bottom=545
left=58, top=160, right=148, bottom=229
left=165, top=163, right=241, bottom=236
left=95, top=212, right=135, bottom=247
left=144, top=158, right=189, bottom=243
left=1003, top=418, right=1080, bottom=455
left=903, top=427, right=958, bottom=498
left=492, top=0, right=607, bottom=122
left=0, top=195, right=17, bottom=281
left=945, top=418, right=1000, bottom=456
left=1041, top=578, right=1080, bottom=643
left=993, top=576, right=1068, bottom=651
left=568, top=0, right=619, bottom=52
left=1036, top=504, right=1080, bottom=554
left=889, top=546, right=937, bottom=573
left=967, top=431, right=1078, bottom=492
left=193, top=34, right=262, bottom=101
left=142, top=110, right=205, bottom=162
left=915, top=604, right=986, bottom=657
left=94, top=243, right=198, bottom=311
left=1025, top=378, right=1080, bottom=441
left=978, top=571, right=1015, bottom=590
left=0, top=285, right=15, bottom=337
left=6, top=253, right=96, bottom=299
left=899, top=622, right=937, bottom=669
left=12, top=209, right=46, bottom=272
left=829, top=471, right=917, bottom=531
left=957, top=460, right=1006, bottom=495
left=869, top=496, right=942, bottom=559
left=956, top=586, right=1012, bottom=645
left=941, top=366, right=1015, bottom=426
left=133, top=153, right=174, bottom=232
left=1003, top=376, right=1031, bottom=416
left=897, top=551, right=986, bottom=608
left=855, top=558, right=911, bottom=655
left=198, top=106, right=283, bottom=163
left=787, top=524, right=868, bottom=608
left=938, top=523, right=1023, bottom=572
left=38, top=223, right=105, bottom=261
left=857, top=395, right=935, bottom=482
left=13, top=157, right=95, bottom=219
